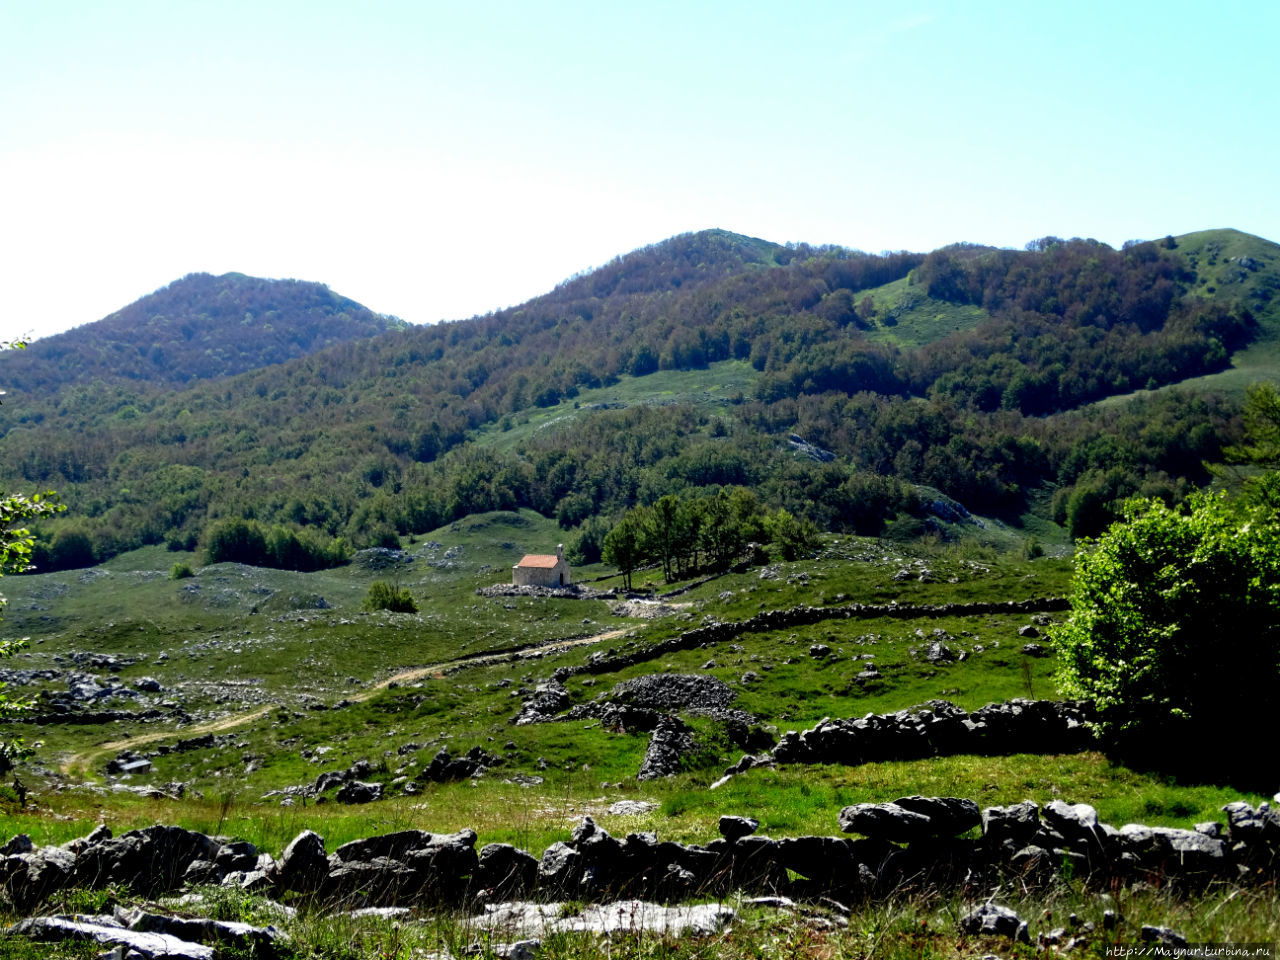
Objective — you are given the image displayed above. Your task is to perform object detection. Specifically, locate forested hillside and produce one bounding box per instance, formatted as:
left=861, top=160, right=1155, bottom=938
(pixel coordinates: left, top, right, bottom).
left=0, top=272, right=405, bottom=395
left=1, top=227, right=1275, bottom=572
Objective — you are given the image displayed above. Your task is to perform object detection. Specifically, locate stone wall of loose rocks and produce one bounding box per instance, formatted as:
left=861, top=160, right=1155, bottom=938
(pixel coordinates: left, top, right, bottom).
left=551, top=597, right=1068, bottom=683
left=762, top=698, right=1095, bottom=770
left=4, top=797, right=1276, bottom=918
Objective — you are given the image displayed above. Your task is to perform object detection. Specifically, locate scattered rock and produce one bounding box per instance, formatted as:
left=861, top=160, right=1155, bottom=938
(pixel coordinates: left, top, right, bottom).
left=1141, top=925, right=1188, bottom=947
left=719, top=816, right=760, bottom=842
left=335, top=780, right=383, bottom=804
left=959, top=903, right=1030, bottom=942
left=607, top=801, right=657, bottom=817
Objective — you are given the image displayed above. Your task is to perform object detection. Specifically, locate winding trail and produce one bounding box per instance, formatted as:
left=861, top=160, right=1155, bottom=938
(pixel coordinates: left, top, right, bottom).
left=60, top=628, right=630, bottom=777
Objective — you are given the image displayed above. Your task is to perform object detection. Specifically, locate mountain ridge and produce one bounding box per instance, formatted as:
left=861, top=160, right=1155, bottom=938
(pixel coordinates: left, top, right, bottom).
left=1, top=226, right=1275, bottom=569
left=0, top=271, right=406, bottom=397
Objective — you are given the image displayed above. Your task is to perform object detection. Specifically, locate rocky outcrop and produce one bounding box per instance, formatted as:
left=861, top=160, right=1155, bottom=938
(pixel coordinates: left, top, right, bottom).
left=11, top=906, right=286, bottom=959
left=512, top=680, right=572, bottom=725
left=416, top=745, right=502, bottom=783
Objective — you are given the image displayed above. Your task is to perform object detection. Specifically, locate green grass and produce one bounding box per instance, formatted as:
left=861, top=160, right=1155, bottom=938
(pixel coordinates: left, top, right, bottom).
left=0, top=520, right=1270, bottom=925
left=3, top=875, right=1277, bottom=960
left=470, top=361, right=759, bottom=454
left=1095, top=228, right=1280, bottom=407
left=861, top=274, right=991, bottom=347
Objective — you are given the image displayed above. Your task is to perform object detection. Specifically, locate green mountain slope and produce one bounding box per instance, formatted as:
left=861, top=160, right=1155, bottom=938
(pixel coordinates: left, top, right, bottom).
left=0, top=272, right=406, bottom=397
left=1158, top=228, right=1280, bottom=392
left=0, top=228, right=1274, bottom=568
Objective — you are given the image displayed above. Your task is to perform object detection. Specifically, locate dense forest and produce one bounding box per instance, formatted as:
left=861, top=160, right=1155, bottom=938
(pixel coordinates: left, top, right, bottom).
left=1, top=227, right=1275, bottom=572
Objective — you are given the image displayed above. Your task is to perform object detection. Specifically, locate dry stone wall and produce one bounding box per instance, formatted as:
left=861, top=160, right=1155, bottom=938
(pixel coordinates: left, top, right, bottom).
left=4, top=798, right=1277, bottom=918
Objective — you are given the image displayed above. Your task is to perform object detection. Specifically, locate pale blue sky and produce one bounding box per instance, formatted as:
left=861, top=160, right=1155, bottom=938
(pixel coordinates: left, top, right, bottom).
left=2, top=1, right=1277, bottom=338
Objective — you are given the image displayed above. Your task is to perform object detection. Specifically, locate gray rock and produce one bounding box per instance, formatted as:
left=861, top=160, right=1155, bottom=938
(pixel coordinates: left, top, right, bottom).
left=1042, top=800, right=1102, bottom=849
left=607, top=800, right=656, bottom=816
left=959, top=903, right=1030, bottom=942
left=10, top=915, right=216, bottom=959
left=513, top=680, right=572, bottom=725
left=555, top=900, right=735, bottom=936
left=335, top=780, right=383, bottom=804
left=719, top=816, right=760, bottom=842
left=1119, top=824, right=1226, bottom=873
left=466, top=939, right=542, bottom=960
left=892, top=796, right=981, bottom=837
left=838, top=802, right=934, bottom=843
left=1, top=834, right=33, bottom=856
left=182, top=859, right=225, bottom=886
left=1010, top=844, right=1054, bottom=877
left=1141, top=925, right=1188, bottom=947
left=538, top=842, right=581, bottom=894
left=215, top=840, right=259, bottom=873
left=62, top=824, right=112, bottom=854
left=477, top=843, right=539, bottom=899
left=924, top=641, right=958, bottom=663
left=123, top=910, right=284, bottom=954
left=276, top=829, right=328, bottom=893
left=221, top=868, right=274, bottom=892
left=1222, top=801, right=1280, bottom=846
left=981, top=801, right=1040, bottom=846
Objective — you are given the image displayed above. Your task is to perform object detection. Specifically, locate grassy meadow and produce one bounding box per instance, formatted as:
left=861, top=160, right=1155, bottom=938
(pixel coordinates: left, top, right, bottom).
left=2, top=510, right=1276, bottom=956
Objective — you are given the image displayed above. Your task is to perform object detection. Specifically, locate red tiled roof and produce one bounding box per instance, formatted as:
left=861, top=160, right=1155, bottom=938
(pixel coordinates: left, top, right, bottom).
left=516, top=554, right=561, bottom=569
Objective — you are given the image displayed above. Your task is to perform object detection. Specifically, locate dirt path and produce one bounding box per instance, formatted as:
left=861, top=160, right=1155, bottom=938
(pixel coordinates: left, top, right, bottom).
left=60, top=628, right=630, bottom=777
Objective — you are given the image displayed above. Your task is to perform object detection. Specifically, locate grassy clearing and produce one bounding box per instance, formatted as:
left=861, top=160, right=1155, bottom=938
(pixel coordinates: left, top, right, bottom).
left=470, top=361, right=759, bottom=455
left=1095, top=228, right=1280, bottom=406
left=861, top=275, right=991, bottom=347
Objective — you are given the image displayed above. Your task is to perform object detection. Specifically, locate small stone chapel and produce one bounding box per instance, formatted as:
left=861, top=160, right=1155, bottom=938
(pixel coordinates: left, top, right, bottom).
left=512, top=543, right=572, bottom=587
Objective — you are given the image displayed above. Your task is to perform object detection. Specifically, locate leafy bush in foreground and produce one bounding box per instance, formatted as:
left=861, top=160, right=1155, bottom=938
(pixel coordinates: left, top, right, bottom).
left=1054, top=493, right=1280, bottom=783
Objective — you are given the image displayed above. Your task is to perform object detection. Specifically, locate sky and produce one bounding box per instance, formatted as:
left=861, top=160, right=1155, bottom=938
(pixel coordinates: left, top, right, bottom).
left=3, top=1, right=1278, bottom=340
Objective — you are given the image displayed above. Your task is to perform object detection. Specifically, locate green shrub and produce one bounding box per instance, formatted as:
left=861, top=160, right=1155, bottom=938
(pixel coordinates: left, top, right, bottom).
left=1054, top=493, right=1280, bottom=783
left=169, top=561, right=195, bottom=580
left=364, top=581, right=417, bottom=613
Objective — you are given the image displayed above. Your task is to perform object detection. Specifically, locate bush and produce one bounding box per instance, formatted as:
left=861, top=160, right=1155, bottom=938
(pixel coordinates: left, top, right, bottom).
left=364, top=581, right=417, bottom=613
left=1054, top=493, right=1280, bottom=783
left=169, top=561, right=195, bottom=580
